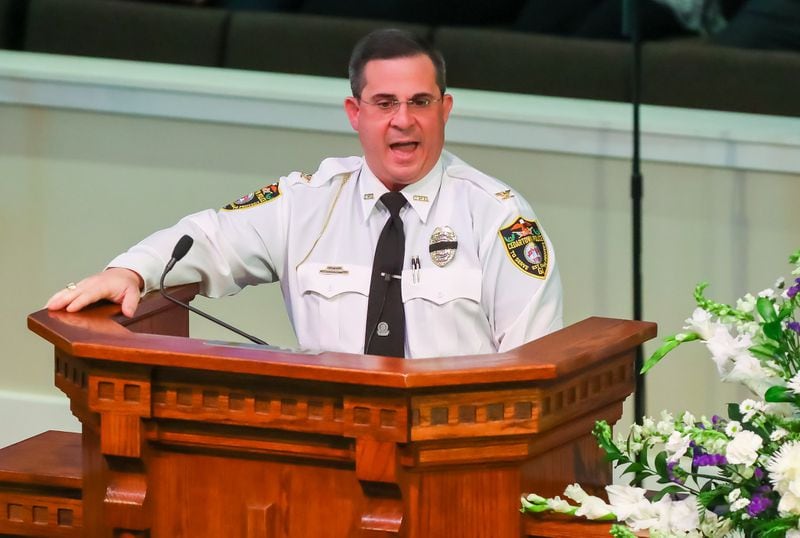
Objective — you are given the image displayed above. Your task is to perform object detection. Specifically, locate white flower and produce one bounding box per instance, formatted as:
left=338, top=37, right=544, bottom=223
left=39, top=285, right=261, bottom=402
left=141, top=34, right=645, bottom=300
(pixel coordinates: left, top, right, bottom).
left=606, top=484, right=652, bottom=522
left=699, top=510, right=733, bottom=537
left=725, top=430, right=763, bottom=466
left=787, top=530, right=800, bottom=538
left=730, top=498, right=750, bottom=512
left=758, top=288, right=775, bottom=299
left=775, top=276, right=786, bottom=289
left=726, top=354, right=781, bottom=398
left=682, top=411, right=696, bottom=427
left=563, top=483, right=588, bottom=504
left=789, top=372, right=800, bottom=396
left=525, top=493, right=545, bottom=503
left=738, top=399, right=766, bottom=422
left=706, top=326, right=752, bottom=379
left=766, top=440, right=800, bottom=516
left=725, top=421, right=742, bottom=437
left=771, top=428, right=789, bottom=442
left=657, top=410, right=675, bottom=436
left=684, top=308, right=715, bottom=339
left=777, top=492, right=800, bottom=517
left=735, top=293, right=756, bottom=313
left=642, top=416, right=657, bottom=435
left=574, top=495, right=614, bottom=519
left=665, top=431, right=692, bottom=463
left=665, top=495, right=701, bottom=533
left=726, top=489, right=741, bottom=503
left=546, top=496, right=573, bottom=513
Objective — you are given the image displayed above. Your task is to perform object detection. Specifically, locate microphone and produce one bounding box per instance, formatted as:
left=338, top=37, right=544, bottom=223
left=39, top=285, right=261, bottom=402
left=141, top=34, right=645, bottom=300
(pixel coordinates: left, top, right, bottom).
left=159, top=234, right=269, bottom=346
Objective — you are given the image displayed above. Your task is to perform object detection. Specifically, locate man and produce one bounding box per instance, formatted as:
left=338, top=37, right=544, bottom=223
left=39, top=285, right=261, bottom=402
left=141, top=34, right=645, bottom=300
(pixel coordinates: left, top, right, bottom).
left=46, top=29, right=563, bottom=358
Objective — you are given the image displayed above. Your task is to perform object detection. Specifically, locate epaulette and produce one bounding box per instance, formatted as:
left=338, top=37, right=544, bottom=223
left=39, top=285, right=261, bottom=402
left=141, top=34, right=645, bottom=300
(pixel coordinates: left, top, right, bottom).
left=446, top=163, right=518, bottom=204
left=286, top=156, right=362, bottom=188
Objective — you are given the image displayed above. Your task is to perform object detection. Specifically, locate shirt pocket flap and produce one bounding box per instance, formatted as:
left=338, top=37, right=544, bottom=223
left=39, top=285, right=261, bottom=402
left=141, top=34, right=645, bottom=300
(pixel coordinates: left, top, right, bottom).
left=402, top=267, right=481, bottom=305
left=297, top=263, right=370, bottom=299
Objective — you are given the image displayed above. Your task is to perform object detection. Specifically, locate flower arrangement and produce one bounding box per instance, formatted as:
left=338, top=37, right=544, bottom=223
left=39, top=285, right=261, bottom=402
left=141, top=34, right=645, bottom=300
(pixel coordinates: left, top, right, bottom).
left=522, top=249, right=800, bottom=537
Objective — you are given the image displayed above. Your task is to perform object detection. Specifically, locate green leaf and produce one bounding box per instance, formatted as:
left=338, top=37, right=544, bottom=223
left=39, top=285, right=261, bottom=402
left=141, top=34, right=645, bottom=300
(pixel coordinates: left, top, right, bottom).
left=651, top=485, right=684, bottom=501
left=654, top=451, right=668, bottom=477
left=757, top=297, right=778, bottom=323
left=641, top=333, right=701, bottom=374
left=728, top=403, right=743, bottom=422
left=750, top=343, right=780, bottom=360
left=765, top=385, right=796, bottom=403
left=779, top=300, right=795, bottom=319
left=622, top=462, right=645, bottom=475
left=697, top=487, right=728, bottom=510
left=763, top=320, right=783, bottom=342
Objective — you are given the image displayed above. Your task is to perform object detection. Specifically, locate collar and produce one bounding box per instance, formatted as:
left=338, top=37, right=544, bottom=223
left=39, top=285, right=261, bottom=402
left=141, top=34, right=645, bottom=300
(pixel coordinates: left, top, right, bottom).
left=358, top=158, right=443, bottom=224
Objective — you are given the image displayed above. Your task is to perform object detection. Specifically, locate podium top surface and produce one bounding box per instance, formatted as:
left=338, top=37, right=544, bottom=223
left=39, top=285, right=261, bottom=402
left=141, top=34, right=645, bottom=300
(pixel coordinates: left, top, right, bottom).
left=28, top=286, right=656, bottom=390
left=0, top=430, right=81, bottom=490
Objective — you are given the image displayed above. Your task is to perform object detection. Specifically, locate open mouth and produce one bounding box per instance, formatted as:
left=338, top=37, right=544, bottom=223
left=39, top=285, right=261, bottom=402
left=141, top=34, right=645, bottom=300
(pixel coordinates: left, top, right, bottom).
left=389, top=141, right=419, bottom=154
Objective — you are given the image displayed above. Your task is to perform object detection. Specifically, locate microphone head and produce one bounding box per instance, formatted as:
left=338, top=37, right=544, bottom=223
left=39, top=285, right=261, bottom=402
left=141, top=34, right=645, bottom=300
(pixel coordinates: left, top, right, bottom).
left=172, top=235, right=194, bottom=262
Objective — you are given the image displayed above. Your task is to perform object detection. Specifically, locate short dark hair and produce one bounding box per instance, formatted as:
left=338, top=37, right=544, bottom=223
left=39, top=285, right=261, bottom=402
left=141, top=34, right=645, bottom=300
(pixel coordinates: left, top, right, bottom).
left=348, top=29, right=446, bottom=99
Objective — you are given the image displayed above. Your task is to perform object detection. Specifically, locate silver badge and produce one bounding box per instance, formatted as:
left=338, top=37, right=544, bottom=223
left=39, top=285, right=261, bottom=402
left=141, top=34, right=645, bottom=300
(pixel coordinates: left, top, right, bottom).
left=376, top=321, right=390, bottom=337
left=429, top=226, right=457, bottom=267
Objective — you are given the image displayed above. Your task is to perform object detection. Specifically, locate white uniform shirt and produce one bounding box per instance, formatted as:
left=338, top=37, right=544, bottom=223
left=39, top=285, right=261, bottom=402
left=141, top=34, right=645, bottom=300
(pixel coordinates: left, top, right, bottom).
left=109, top=151, right=563, bottom=358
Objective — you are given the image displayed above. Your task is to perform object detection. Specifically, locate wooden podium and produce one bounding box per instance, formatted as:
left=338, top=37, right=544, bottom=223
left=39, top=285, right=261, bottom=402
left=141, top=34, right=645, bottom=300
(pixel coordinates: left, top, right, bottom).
left=23, top=285, right=655, bottom=538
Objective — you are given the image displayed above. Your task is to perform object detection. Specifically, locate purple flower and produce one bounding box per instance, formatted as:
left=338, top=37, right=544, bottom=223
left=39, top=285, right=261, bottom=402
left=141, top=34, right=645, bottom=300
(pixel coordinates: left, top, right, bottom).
left=712, top=415, right=721, bottom=425
left=789, top=321, right=800, bottom=334
left=747, top=493, right=773, bottom=516
left=788, top=279, right=800, bottom=299
left=694, top=452, right=727, bottom=467
left=667, top=461, right=685, bottom=484
left=754, top=467, right=765, bottom=480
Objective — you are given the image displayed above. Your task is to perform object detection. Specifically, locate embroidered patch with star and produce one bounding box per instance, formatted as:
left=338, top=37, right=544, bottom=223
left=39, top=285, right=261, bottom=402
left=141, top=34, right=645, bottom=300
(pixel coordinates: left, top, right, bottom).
left=221, top=182, right=281, bottom=211
left=498, top=217, right=549, bottom=278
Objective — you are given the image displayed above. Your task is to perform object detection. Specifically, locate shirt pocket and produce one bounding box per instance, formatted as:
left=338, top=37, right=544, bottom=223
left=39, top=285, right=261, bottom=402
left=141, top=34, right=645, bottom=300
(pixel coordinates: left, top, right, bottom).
left=296, top=263, right=371, bottom=352
left=297, top=263, right=371, bottom=299
left=401, top=267, right=481, bottom=305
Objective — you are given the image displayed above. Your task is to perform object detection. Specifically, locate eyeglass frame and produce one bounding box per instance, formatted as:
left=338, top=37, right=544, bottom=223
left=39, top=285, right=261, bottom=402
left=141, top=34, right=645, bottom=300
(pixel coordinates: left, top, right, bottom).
left=358, top=93, right=445, bottom=114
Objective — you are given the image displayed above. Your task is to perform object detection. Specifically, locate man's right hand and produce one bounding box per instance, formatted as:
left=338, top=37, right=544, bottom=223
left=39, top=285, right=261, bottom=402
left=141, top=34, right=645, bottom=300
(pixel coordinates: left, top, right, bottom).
left=46, top=267, right=144, bottom=318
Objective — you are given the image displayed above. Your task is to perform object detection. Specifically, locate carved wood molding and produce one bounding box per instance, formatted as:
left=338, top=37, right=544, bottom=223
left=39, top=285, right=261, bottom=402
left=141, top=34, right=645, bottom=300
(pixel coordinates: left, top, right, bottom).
left=409, top=353, right=634, bottom=441
left=0, top=491, right=82, bottom=537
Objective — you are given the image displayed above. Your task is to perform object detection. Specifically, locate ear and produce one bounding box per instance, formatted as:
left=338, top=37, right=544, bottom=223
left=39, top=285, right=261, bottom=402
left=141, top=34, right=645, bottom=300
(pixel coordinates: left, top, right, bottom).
left=344, top=97, right=360, bottom=131
left=441, top=93, right=454, bottom=124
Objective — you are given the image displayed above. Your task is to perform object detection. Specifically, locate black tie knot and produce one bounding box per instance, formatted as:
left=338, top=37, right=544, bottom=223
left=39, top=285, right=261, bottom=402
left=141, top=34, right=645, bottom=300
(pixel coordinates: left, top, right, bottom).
left=381, top=192, right=406, bottom=218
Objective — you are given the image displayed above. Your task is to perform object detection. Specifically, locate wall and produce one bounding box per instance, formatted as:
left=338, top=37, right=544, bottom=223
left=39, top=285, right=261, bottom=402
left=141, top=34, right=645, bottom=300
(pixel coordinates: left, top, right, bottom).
left=1, top=51, right=799, bottom=448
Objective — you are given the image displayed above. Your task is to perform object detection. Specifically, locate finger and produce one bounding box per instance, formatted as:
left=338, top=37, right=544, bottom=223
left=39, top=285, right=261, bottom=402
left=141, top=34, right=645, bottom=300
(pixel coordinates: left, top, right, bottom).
left=46, top=290, right=71, bottom=310
left=120, top=288, right=141, bottom=318
left=64, top=288, right=106, bottom=313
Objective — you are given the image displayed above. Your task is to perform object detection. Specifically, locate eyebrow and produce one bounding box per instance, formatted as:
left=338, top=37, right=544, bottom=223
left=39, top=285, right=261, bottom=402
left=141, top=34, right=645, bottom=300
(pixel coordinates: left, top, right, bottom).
left=366, top=92, right=437, bottom=101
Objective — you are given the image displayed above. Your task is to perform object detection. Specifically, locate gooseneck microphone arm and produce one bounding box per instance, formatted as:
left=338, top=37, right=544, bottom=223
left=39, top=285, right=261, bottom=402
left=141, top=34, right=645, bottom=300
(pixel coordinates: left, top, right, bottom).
left=159, top=235, right=269, bottom=346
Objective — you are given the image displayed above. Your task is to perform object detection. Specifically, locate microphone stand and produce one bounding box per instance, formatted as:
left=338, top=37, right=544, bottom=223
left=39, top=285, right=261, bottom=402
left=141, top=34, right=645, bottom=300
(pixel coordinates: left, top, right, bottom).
left=625, top=0, right=646, bottom=423
left=159, top=235, right=269, bottom=346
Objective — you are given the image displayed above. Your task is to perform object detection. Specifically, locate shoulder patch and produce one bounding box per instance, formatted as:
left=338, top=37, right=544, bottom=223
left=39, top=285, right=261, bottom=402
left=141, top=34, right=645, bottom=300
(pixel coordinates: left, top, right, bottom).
left=222, top=182, right=281, bottom=211
left=498, top=217, right=549, bottom=279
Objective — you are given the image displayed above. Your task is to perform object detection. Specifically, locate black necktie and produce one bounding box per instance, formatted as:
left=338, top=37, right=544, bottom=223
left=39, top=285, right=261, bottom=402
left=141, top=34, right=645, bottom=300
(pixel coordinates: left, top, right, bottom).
left=364, top=192, right=407, bottom=357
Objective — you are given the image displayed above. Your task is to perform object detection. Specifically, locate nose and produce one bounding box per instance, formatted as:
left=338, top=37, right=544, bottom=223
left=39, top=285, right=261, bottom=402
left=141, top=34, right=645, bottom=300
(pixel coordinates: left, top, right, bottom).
left=389, top=101, right=414, bottom=129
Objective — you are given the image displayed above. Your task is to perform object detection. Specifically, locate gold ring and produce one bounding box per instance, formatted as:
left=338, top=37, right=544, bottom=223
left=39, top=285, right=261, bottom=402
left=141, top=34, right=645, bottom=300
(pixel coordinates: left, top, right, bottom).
left=66, top=282, right=77, bottom=290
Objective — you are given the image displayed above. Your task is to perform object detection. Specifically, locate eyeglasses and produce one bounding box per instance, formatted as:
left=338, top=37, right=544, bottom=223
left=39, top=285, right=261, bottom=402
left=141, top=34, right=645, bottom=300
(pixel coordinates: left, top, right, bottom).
left=360, top=96, right=443, bottom=113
